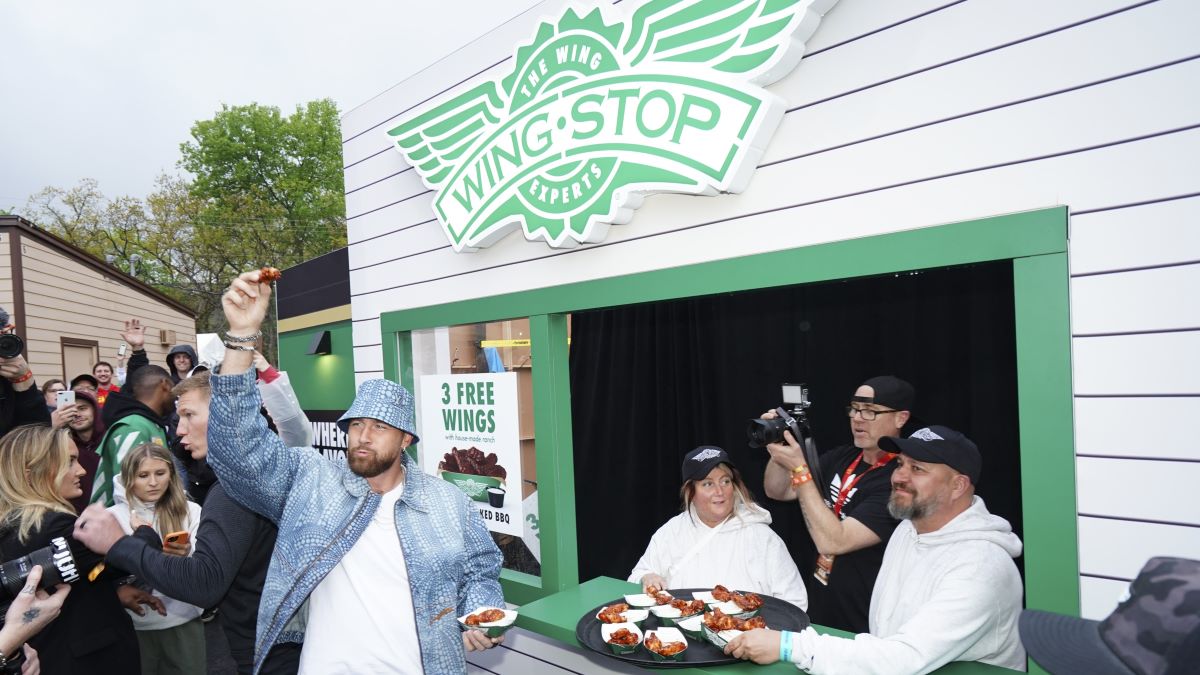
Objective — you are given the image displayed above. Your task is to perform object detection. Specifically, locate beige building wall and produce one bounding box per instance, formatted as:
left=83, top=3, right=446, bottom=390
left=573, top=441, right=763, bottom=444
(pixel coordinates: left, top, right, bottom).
left=17, top=236, right=195, bottom=384
left=0, top=232, right=14, bottom=320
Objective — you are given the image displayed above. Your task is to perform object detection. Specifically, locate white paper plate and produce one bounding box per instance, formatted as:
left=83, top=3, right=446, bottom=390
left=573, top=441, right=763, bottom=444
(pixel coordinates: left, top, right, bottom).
left=645, top=626, right=688, bottom=658
left=676, top=614, right=703, bottom=636
left=600, top=619, right=648, bottom=643
left=596, top=607, right=649, bottom=623
left=457, top=607, right=518, bottom=637
left=624, top=593, right=656, bottom=608
left=711, top=600, right=744, bottom=615
left=649, top=604, right=682, bottom=618
left=692, top=590, right=718, bottom=604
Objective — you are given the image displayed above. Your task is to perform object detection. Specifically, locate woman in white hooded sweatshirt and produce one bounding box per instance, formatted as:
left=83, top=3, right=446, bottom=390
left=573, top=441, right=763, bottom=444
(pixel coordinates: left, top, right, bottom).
left=629, top=445, right=808, bottom=610
left=108, top=442, right=204, bottom=675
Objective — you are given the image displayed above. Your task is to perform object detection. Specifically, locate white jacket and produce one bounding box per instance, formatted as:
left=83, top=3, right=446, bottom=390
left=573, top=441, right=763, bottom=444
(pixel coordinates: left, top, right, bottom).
left=257, top=371, right=313, bottom=448
left=790, top=496, right=1026, bottom=674
left=108, top=499, right=205, bottom=631
left=629, top=501, right=808, bottom=610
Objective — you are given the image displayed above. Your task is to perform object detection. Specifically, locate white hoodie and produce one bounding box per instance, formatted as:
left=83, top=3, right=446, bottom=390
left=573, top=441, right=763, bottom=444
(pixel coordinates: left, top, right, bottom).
left=108, top=499, right=205, bottom=631
left=629, top=501, right=809, bottom=610
left=790, top=496, right=1026, bottom=674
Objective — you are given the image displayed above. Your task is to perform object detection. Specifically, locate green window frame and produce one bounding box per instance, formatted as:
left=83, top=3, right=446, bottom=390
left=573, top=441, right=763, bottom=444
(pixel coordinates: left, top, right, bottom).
left=380, top=206, right=1079, bottom=622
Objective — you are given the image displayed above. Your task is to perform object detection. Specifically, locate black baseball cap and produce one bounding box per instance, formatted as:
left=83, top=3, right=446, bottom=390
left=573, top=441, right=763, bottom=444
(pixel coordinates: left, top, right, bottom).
left=70, top=373, right=99, bottom=389
left=879, top=425, right=981, bottom=484
left=854, top=375, right=915, bottom=411
left=681, top=446, right=734, bottom=483
left=1020, top=557, right=1200, bottom=675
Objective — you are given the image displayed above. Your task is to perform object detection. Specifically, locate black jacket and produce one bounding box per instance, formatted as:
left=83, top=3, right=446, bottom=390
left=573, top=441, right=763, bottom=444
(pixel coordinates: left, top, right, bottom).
left=100, top=387, right=167, bottom=432
left=0, top=378, right=51, bottom=438
left=0, top=512, right=139, bottom=674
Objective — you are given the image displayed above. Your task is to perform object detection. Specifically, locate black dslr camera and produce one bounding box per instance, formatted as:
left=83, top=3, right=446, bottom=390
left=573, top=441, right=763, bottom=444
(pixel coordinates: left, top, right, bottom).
left=747, top=383, right=812, bottom=448
left=0, top=332, right=22, bottom=359
left=0, top=536, right=80, bottom=605
left=747, top=383, right=824, bottom=488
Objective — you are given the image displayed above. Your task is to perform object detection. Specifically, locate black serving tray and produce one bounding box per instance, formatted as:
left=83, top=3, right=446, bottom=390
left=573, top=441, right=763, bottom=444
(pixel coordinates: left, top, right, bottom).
left=574, top=588, right=810, bottom=669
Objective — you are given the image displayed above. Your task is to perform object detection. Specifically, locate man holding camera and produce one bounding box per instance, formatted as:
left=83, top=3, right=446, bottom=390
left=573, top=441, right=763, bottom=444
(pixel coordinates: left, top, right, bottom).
left=762, top=376, right=912, bottom=633
left=0, top=306, right=51, bottom=439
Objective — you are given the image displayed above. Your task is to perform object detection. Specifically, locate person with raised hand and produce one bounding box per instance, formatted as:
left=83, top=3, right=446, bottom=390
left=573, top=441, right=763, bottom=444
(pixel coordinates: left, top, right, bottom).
left=205, top=269, right=504, bottom=674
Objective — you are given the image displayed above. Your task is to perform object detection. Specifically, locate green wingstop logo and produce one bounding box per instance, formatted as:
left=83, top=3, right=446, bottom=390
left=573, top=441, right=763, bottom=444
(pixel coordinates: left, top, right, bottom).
left=388, top=0, right=836, bottom=252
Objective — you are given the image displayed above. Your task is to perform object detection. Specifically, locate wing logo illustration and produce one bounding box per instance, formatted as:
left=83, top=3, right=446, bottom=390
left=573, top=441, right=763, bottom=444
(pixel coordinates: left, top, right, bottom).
left=388, top=0, right=837, bottom=252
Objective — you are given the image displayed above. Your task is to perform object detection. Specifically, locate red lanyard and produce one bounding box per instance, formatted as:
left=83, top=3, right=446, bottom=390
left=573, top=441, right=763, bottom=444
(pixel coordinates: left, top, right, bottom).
left=831, top=451, right=897, bottom=516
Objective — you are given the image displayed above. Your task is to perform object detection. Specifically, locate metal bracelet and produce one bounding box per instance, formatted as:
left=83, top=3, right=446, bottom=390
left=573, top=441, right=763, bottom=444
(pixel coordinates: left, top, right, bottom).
left=223, top=343, right=256, bottom=352
left=223, top=331, right=262, bottom=343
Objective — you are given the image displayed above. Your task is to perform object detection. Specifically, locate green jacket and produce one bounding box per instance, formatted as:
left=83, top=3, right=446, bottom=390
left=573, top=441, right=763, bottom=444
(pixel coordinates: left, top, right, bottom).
left=92, top=412, right=167, bottom=507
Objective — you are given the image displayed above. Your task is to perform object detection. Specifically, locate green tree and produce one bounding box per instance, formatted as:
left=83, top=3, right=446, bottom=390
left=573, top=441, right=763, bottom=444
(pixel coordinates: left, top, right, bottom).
left=179, top=99, right=347, bottom=262
left=23, top=99, right=348, bottom=362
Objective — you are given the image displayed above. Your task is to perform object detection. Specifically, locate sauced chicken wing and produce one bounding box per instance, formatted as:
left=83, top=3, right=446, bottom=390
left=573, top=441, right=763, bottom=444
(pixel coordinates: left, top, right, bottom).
left=644, top=633, right=687, bottom=656
left=464, top=608, right=506, bottom=625
left=711, top=584, right=733, bottom=602
left=598, top=604, right=630, bottom=623
left=606, top=628, right=640, bottom=646
left=731, top=592, right=763, bottom=611
left=670, top=599, right=706, bottom=617
left=645, top=585, right=674, bottom=605
left=703, top=608, right=768, bottom=632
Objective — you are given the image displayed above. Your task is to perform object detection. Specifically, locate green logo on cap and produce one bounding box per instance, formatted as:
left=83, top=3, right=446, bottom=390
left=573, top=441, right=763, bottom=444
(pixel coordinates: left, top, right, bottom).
left=387, top=0, right=835, bottom=251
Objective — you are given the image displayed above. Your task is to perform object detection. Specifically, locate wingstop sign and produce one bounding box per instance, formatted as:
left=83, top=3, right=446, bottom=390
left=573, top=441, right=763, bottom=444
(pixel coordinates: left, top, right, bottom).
left=388, top=0, right=838, bottom=252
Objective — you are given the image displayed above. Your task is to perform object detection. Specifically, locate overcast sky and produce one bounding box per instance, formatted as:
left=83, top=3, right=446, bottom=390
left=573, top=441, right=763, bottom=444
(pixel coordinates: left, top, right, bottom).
left=0, top=0, right=543, bottom=211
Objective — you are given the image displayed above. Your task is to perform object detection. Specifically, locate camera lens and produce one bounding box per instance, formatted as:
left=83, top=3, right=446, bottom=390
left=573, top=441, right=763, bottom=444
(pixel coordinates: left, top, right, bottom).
left=0, top=333, right=23, bottom=359
left=746, top=417, right=788, bottom=448
left=0, top=537, right=79, bottom=602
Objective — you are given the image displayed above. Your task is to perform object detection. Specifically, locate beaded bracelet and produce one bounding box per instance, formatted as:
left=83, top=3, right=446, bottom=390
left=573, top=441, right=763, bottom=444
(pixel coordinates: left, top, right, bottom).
left=223, top=331, right=262, bottom=343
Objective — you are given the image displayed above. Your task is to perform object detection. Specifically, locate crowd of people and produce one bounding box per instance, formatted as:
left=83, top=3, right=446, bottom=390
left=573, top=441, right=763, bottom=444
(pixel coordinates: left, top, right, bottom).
left=0, top=269, right=1193, bottom=675
left=0, top=271, right=507, bottom=675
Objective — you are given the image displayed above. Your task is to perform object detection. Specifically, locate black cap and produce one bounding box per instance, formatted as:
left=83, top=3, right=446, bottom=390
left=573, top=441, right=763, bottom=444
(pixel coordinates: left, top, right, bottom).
left=855, top=375, right=915, bottom=411
left=879, top=425, right=981, bottom=484
left=70, top=373, right=99, bottom=389
left=681, top=446, right=733, bottom=483
left=1020, top=557, right=1200, bottom=675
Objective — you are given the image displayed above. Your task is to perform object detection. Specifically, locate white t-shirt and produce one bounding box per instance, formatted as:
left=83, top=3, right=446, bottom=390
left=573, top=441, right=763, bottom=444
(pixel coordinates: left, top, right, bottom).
left=299, top=483, right=423, bottom=674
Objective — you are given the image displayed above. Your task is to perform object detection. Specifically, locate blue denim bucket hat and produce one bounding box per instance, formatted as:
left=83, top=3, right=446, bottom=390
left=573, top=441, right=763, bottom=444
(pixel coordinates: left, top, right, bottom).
left=337, top=379, right=420, bottom=444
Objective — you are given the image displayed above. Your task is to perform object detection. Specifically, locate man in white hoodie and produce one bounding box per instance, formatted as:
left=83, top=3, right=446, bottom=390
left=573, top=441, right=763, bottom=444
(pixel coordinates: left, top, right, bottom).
left=726, top=425, right=1026, bottom=674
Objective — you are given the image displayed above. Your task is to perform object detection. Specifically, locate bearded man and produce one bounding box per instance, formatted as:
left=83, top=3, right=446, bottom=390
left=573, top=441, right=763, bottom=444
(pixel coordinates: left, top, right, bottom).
left=202, top=269, right=504, bottom=675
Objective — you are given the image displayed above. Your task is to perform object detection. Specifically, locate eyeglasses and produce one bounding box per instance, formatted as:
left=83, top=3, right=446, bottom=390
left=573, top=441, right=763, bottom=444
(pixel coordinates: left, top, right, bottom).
left=846, top=406, right=900, bottom=421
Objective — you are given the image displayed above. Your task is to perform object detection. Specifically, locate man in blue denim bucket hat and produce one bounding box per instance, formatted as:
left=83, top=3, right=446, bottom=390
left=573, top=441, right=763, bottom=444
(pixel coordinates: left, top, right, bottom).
left=336, top=379, right=421, bottom=477
left=204, top=269, right=505, bottom=674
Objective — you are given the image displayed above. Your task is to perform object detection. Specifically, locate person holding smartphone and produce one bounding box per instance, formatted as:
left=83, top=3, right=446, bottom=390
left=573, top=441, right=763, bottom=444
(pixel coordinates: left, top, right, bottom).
left=106, top=442, right=204, bottom=675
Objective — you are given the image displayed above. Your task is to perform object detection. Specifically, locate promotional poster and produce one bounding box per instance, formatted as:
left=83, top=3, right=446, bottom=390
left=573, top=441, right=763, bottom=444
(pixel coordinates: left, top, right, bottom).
left=419, top=372, right=523, bottom=536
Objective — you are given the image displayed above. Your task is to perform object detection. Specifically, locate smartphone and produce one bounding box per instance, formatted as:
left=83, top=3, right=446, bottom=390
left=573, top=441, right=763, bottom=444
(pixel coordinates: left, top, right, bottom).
left=118, top=343, right=128, bottom=357
left=55, top=390, right=76, bottom=410
left=164, top=531, right=190, bottom=547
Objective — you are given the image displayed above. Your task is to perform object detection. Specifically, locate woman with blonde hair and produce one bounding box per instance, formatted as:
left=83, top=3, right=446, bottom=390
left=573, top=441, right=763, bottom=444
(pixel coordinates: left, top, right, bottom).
left=629, top=445, right=809, bottom=610
left=108, top=442, right=204, bottom=675
left=0, top=423, right=140, bottom=673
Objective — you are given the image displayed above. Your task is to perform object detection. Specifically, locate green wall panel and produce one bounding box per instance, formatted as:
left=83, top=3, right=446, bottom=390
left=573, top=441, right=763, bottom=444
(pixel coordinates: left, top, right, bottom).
left=277, top=320, right=357, bottom=411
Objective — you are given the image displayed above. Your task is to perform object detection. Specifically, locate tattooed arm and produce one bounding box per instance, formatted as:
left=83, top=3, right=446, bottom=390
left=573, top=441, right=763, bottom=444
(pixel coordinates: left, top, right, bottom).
left=0, top=566, right=70, bottom=657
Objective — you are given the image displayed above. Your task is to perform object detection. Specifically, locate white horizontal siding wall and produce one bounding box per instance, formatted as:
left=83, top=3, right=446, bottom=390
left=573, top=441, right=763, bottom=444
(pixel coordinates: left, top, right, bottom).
left=341, top=0, right=1200, bottom=617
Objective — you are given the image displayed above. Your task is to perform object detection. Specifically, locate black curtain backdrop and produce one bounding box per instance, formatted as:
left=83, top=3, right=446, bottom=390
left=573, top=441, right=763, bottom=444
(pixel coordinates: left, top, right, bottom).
left=568, top=261, right=1021, bottom=584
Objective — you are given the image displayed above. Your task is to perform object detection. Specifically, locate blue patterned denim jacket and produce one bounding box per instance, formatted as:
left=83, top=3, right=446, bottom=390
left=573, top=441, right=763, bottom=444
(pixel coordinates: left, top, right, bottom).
left=207, top=370, right=504, bottom=674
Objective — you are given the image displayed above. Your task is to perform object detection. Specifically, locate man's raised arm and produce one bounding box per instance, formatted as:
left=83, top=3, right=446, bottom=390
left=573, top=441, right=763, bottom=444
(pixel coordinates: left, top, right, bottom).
left=206, top=270, right=305, bottom=523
